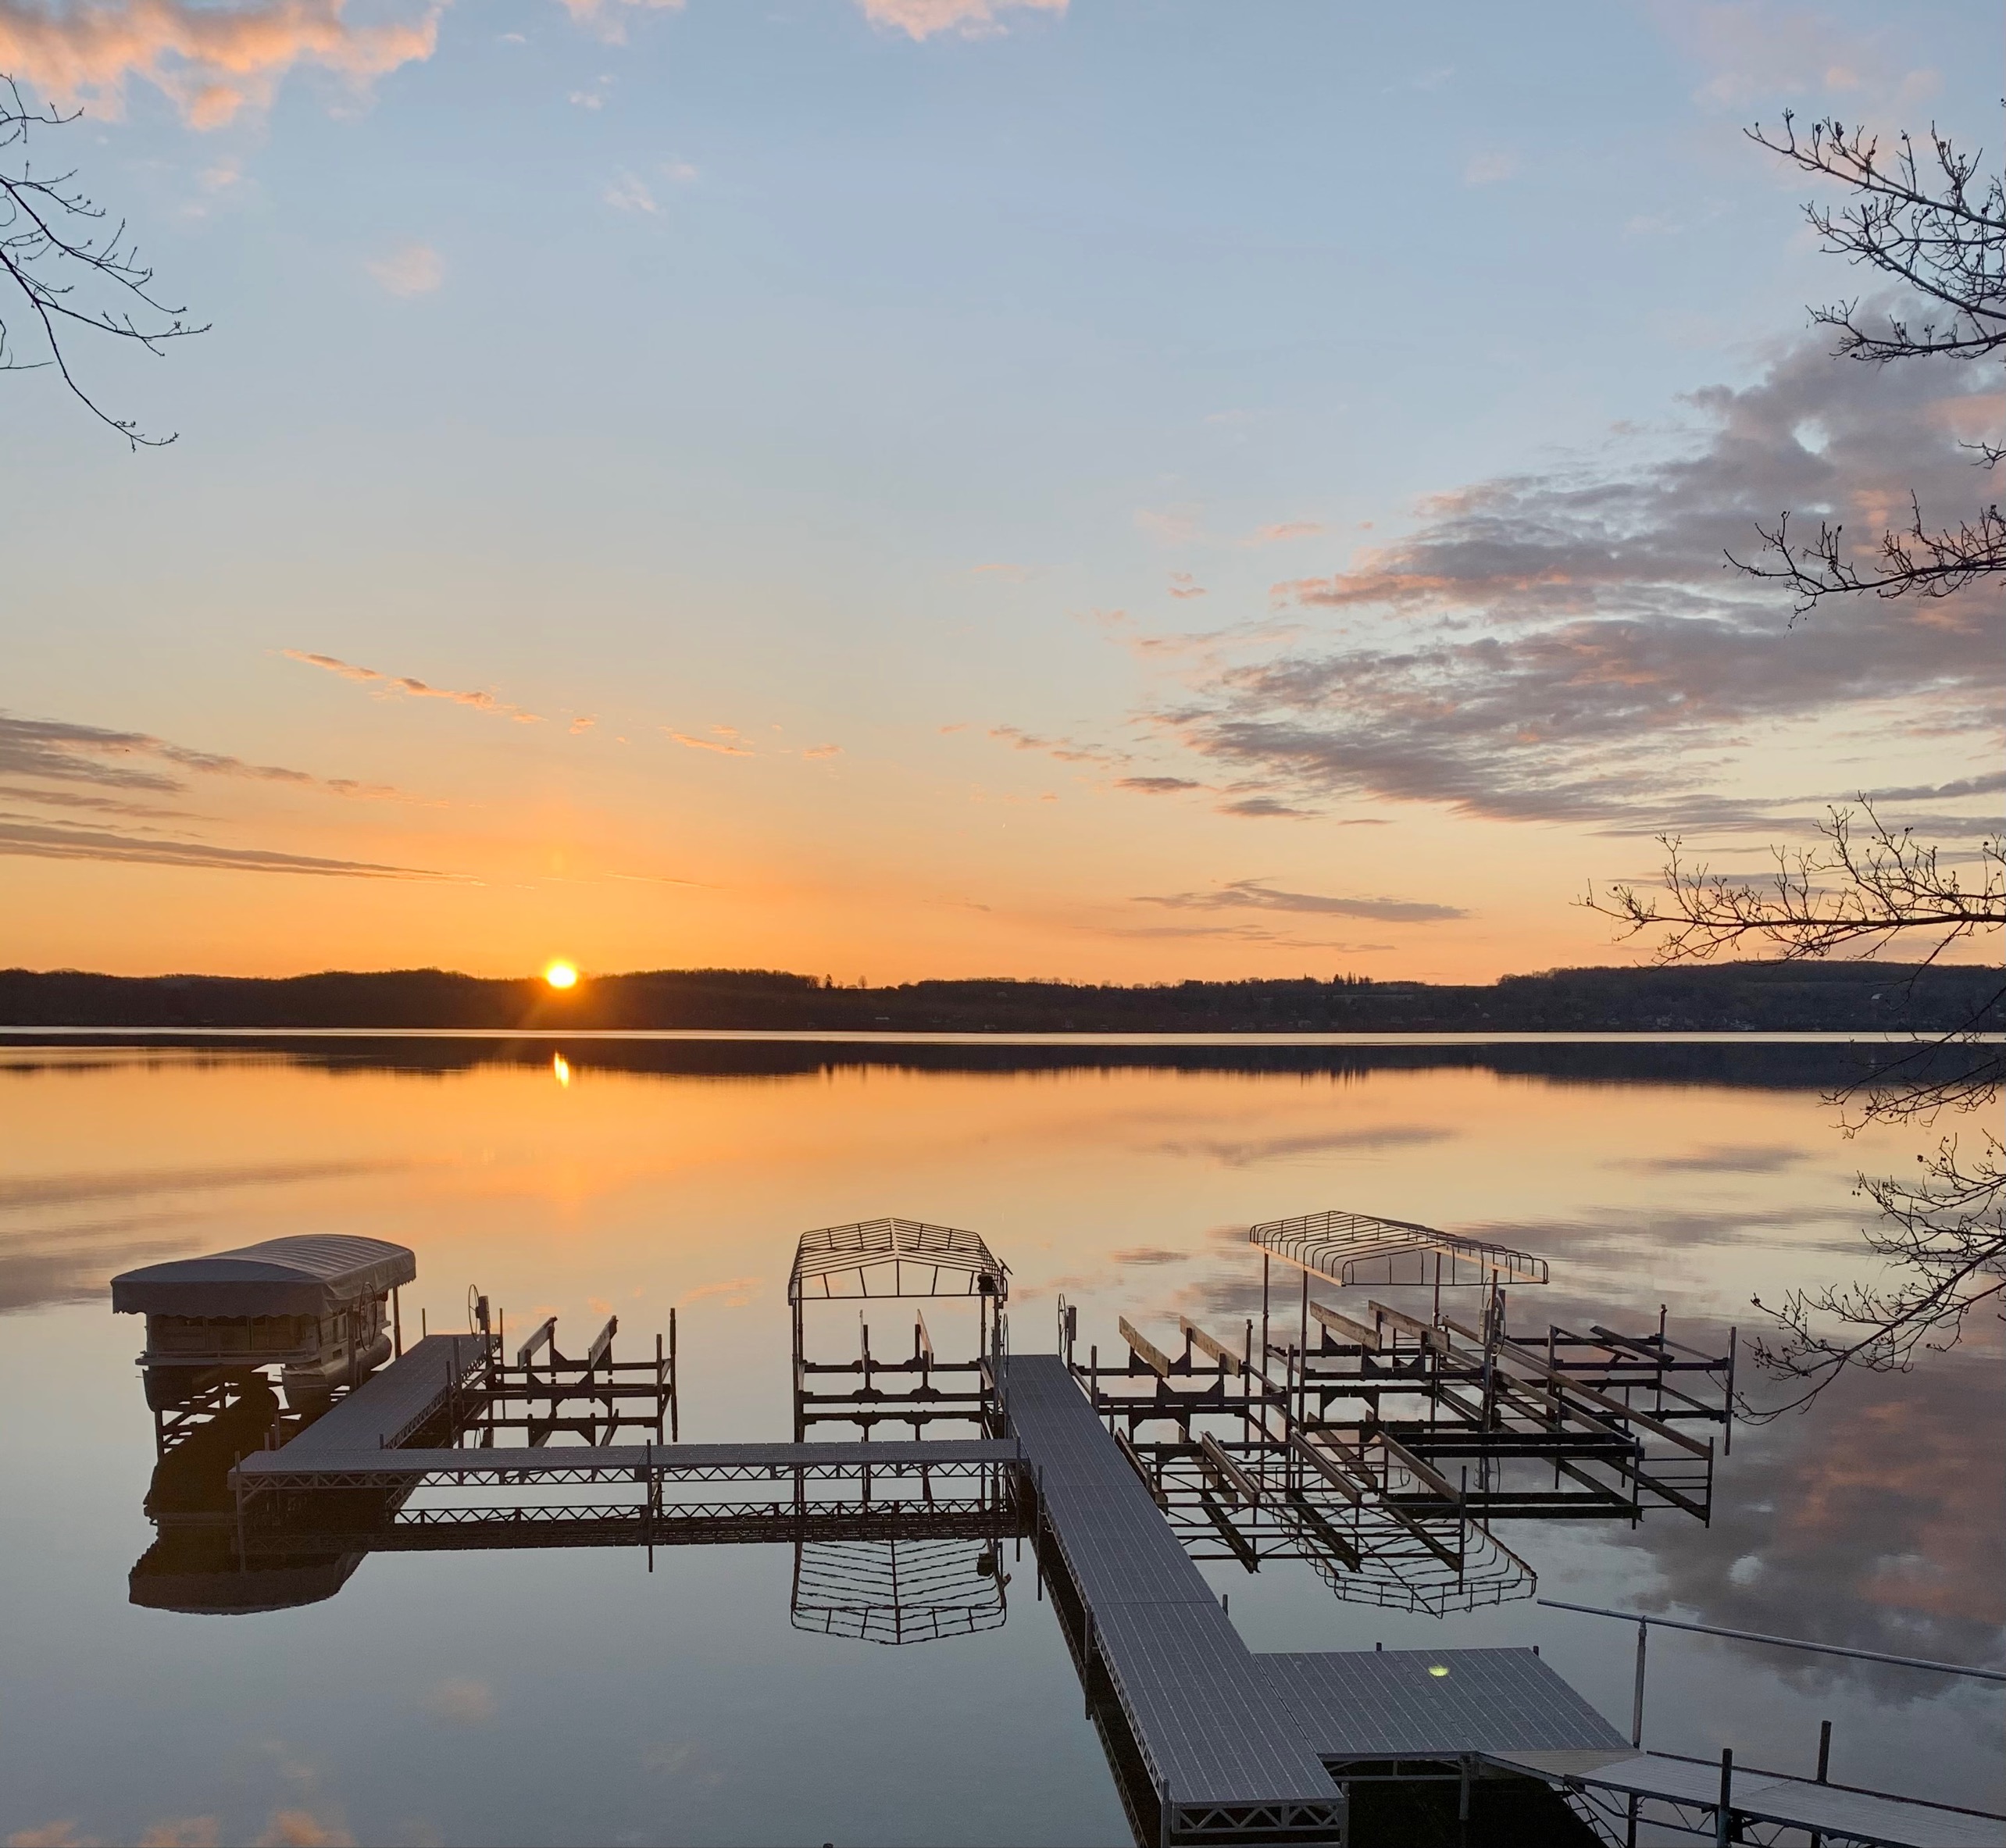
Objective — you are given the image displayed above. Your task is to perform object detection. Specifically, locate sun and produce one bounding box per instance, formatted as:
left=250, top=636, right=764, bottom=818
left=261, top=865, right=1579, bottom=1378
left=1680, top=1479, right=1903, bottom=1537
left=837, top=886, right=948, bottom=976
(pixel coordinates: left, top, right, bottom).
left=544, top=960, right=579, bottom=990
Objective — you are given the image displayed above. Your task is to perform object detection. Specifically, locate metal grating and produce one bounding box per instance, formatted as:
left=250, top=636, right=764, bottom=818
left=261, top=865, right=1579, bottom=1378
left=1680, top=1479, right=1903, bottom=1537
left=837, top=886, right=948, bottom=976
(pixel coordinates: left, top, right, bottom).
left=1264, top=1648, right=1625, bottom=1761
left=791, top=1538, right=1008, bottom=1645
left=1250, top=1209, right=1548, bottom=1288
left=789, top=1218, right=1008, bottom=1303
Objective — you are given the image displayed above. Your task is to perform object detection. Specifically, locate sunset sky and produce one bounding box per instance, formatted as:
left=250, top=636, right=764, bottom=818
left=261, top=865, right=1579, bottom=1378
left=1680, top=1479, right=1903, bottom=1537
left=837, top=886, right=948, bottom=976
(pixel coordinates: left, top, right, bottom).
left=3, top=0, right=1998, bottom=983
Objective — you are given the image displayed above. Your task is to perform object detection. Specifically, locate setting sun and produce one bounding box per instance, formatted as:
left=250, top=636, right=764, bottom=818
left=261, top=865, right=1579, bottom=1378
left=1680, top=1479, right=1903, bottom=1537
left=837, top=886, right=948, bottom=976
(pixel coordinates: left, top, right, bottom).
left=544, top=960, right=578, bottom=990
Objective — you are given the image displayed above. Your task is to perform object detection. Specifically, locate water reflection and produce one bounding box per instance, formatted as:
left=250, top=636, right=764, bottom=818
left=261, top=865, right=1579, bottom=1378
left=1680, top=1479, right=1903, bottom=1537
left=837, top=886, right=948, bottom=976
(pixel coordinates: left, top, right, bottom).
left=0, top=1039, right=1998, bottom=1844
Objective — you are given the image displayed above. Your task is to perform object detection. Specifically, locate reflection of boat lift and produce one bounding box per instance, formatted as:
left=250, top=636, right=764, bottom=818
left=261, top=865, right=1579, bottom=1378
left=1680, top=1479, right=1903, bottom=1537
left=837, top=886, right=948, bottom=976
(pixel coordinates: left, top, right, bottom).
left=787, top=1218, right=1015, bottom=1643
left=1069, top=1209, right=1736, bottom=1617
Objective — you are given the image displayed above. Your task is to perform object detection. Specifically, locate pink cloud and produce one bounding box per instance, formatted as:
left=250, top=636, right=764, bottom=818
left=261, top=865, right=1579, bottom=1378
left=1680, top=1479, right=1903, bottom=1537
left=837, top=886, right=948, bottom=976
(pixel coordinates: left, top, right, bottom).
left=0, top=0, right=441, bottom=128
left=855, top=0, right=1063, bottom=40
left=667, top=730, right=753, bottom=757
left=284, top=649, right=541, bottom=723
left=1167, top=571, right=1207, bottom=601
left=1248, top=520, right=1325, bottom=545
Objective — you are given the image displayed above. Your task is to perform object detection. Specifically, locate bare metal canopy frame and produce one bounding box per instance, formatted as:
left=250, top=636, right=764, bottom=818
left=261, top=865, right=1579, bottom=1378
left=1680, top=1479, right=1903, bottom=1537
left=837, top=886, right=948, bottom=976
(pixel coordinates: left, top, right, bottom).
left=788, top=1217, right=1008, bottom=1304
left=1249, top=1209, right=1548, bottom=1289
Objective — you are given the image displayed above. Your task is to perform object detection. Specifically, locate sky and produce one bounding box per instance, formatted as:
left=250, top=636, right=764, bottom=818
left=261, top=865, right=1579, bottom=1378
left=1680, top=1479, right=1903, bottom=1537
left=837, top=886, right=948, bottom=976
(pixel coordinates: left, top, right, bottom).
left=1, top=0, right=1999, bottom=983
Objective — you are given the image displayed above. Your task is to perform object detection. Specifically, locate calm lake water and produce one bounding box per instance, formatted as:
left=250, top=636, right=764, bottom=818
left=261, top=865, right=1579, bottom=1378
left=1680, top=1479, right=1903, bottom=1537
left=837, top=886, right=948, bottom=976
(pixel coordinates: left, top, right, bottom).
left=2, top=1037, right=1999, bottom=1846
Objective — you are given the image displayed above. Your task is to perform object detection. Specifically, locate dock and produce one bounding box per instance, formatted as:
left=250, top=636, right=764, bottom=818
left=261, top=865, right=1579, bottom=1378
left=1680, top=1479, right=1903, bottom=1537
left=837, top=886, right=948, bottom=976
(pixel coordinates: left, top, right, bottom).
left=1006, top=1352, right=1346, bottom=1843
left=270, top=1333, right=488, bottom=1457
left=156, top=1218, right=2001, bottom=1848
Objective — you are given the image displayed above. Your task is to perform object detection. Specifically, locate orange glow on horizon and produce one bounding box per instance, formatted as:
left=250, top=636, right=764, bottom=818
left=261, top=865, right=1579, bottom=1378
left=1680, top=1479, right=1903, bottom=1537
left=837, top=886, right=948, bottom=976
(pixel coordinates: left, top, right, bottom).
left=544, top=960, right=579, bottom=990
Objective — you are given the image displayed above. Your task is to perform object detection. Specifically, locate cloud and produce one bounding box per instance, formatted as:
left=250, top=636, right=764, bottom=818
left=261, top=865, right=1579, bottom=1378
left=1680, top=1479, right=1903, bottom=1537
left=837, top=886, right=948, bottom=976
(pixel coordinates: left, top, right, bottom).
left=569, top=715, right=598, bottom=734
left=0, top=712, right=397, bottom=800
left=1158, top=326, right=2001, bottom=833
left=1135, top=878, right=1466, bottom=924
left=1215, top=795, right=1316, bottom=820
left=1111, top=1247, right=1189, bottom=1265
left=1463, top=150, right=1517, bottom=185
left=1158, top=1125, right=1456, bottom=1167
left=0, top=818, right=441, bottom=876
left=676, top=1273, right=760, bottom=1308
left=801, top=743, right=842, bottom=760
left=1647, top=0, right=1939, bottom=115
left=137, top=1822, right=220, bottom=1848
left=1248, top=522, right=1325, bottom=545
left=970, top=561, right=1033, bottom=582
left=5, top=1825, right=101, bottom=1847
left=854, top=0, right=1064, bottom=41
left=365, top=241, right=443, bottom=295
left=604, top=169, right=657, bottom=213
left=555, top=0, right=680, bottom=37
left=254, top=1815, right=354, bottom=1848
left=423, top=1677, right=497, bottom=1725
left=1135, top=505, right=1200, bottom=545
left=1115, top=776, right=1202, bottom=794
left=667, top=730, right=753, bottom=757
left=0, top=0, right=440, bottom=127
left=1167, top=572, right=1207, bottom=601
left=1615, top=1142, right=1806, bottom=1174
left=987, top=725, right=1125, bottom=768
left=284, top=651, right=540, bottom=723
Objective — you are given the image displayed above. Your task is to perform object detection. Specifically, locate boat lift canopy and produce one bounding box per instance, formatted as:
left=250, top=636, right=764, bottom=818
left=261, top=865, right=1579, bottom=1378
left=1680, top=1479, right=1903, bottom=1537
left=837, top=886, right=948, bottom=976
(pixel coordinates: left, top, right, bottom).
left=112, top=1235, right=416, bottom=1321
left=1250, top=1209, right=1547, bottom=1289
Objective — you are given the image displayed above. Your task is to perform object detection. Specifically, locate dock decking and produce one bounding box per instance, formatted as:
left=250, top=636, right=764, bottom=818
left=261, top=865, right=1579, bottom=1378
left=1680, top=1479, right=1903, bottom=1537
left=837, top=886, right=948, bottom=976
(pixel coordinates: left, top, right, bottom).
left=1263, top=1648, right=1625, bottom=1764
left=274, top=1334, right=488, bottom=1457
left=1003, top=1354, right=1344, bottom=1841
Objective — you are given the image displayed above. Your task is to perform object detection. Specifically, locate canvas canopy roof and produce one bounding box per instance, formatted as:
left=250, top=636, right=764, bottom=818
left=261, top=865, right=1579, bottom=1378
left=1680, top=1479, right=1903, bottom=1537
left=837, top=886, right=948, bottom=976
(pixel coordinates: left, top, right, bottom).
left=112, top=1236, right=416, bottom=1319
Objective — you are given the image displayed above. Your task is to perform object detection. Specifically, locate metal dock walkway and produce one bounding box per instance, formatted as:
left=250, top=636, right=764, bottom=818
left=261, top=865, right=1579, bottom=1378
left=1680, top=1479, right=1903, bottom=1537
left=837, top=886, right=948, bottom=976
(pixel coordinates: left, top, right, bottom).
left=274, top=1334, right=489, bottom=1457
left=1263, top=1648, right=1625, bottom=1767
left=1488, top=1749, right=2006, bottom=1848
left=1005, top=1354, right=1344, bottom=1843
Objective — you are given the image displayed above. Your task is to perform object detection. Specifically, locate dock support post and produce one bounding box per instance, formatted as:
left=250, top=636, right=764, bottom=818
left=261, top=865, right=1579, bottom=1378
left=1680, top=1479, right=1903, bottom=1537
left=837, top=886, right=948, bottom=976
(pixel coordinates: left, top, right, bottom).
left=1715, top=1749, right=1733, bottom=1848
left=670, top=1308, right=680, bottom=1443
left=1632, top=1619, right=1647, bottom=1746
left=1809, top=1719, right=1832, bottom=1848
left=393, top=1287, right=402, bottom=1359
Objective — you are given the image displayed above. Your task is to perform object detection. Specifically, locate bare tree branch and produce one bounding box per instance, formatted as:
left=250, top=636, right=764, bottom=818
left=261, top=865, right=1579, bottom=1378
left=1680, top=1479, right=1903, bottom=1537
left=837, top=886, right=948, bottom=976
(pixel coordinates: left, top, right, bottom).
left=0, top=75, right=206, bottom=445
left=1748, top=112, right=2006, bottom=365
left=1585, top=804, right=2005, bottom=965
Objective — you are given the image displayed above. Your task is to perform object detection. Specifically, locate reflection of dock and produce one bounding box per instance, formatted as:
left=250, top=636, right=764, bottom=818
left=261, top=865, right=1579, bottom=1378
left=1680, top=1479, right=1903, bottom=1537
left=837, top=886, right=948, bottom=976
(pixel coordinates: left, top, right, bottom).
left=235, top=1436, right=1023, bottom=1551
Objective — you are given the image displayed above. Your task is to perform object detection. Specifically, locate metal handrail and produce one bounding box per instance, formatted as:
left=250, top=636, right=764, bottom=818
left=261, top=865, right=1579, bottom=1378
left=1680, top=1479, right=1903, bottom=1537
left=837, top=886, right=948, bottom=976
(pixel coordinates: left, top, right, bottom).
left=1538, top=1598, right=2006, bottom=1682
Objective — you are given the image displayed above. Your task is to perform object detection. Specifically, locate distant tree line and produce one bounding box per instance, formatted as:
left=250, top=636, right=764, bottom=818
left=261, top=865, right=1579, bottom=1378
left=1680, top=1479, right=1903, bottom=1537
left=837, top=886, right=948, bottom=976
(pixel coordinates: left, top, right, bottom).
left=1, top=961, right=1997, bottom=1034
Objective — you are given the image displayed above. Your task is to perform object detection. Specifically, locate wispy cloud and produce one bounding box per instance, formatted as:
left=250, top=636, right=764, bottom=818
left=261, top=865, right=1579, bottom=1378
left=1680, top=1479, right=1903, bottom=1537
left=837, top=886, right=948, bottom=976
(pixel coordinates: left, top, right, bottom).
left=855, top=0, right=1064, bottom=41
left=365, top=241, right=443, bottom=295
left=987, top=724, right=1126, bottom=768
left=1116, top=776, right=1203, bottom=795
left=1158, top=1124, right=1455, bottom=1167
left=0, top=712, right=398, bottom=800
left=1136, top=878, right=1466, bottom=924
left=667, top=729, right=754, bottom=757
left=284, top=650, right=541, bottom=723
left=604, top=169, right=657, bottom=213
left=0, top=819, right=439, bottom=876
left=1647, top=0, right=1939, bottom=115
left=1167, top=571, right=1207, bottom=601
left=1247, top=521, right=1325, bottom=546
left=1463, top=149, right=1518, bottom=185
